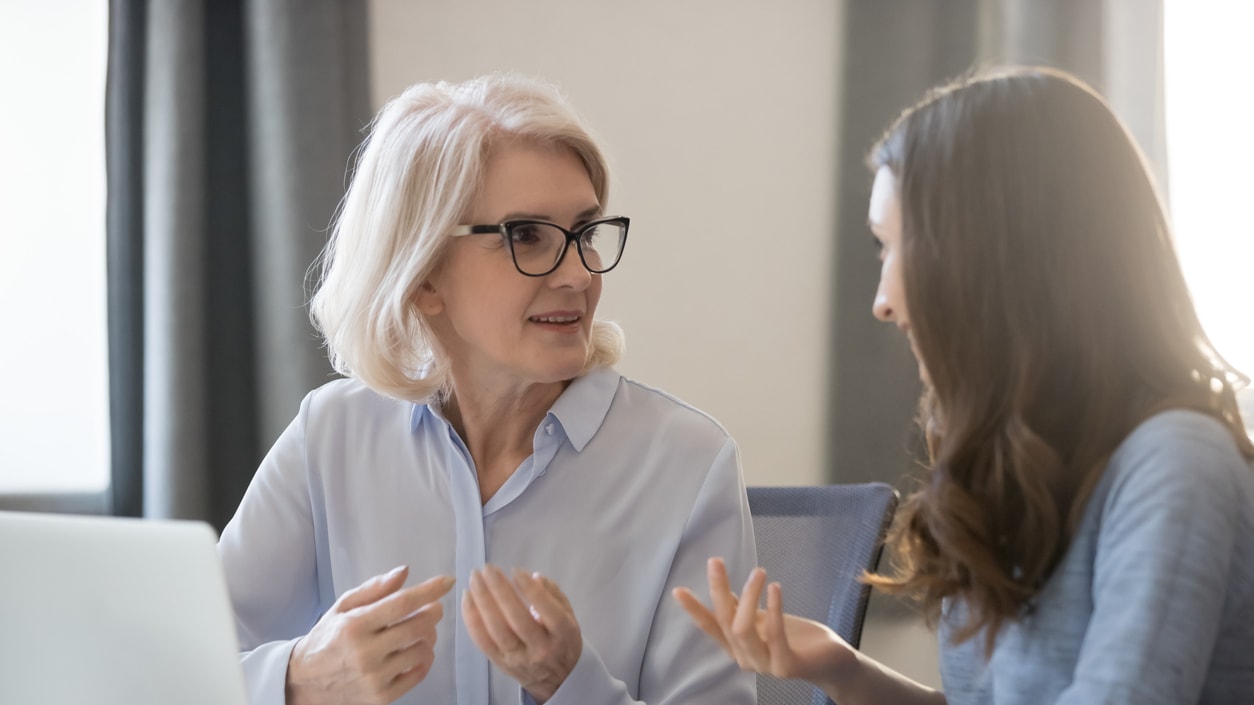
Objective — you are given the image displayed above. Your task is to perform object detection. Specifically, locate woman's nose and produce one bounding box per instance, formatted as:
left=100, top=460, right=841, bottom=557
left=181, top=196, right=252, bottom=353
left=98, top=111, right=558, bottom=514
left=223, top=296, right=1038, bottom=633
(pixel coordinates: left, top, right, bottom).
left=549, top=241, right=592, bottom=288
left=872, top=288, right=894, bottom=322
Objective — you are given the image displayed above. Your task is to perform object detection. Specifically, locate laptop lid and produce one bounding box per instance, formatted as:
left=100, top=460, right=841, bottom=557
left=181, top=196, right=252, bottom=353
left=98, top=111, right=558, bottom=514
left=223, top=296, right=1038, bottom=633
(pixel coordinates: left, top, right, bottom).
left=0, top=511, right=249, bottom=705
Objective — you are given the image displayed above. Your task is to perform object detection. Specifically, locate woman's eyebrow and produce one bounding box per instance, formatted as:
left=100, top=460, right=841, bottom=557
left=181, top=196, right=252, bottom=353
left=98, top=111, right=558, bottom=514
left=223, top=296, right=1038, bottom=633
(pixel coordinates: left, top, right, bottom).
left=497, top=211, right=549, bottom=221
left=497, top=205, right=604, bottom=223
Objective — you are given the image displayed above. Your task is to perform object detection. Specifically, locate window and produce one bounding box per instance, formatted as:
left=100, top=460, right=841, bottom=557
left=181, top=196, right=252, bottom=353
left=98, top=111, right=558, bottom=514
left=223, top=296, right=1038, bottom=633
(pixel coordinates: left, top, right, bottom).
left=1164, top=0, right=1254, bottom=426
left=0, top=1, right=110, bottom=504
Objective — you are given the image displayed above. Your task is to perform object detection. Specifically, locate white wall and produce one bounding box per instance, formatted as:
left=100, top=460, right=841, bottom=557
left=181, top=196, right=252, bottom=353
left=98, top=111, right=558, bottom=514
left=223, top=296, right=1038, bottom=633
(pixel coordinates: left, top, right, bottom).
left=369, top=0, right=843, bottom=486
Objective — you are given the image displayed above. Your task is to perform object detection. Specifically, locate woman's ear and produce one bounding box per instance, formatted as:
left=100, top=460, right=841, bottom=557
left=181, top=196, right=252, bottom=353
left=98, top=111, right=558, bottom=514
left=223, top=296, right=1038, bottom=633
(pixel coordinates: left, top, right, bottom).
left=414, top=280, right=444, bottom=316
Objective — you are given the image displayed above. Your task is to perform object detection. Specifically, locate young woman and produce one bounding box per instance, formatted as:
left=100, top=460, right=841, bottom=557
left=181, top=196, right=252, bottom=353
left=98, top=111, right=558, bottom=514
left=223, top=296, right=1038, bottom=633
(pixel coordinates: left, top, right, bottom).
left=676, top=67, right=1254, bottom=704
left=218, top=74, right=756, bottom=705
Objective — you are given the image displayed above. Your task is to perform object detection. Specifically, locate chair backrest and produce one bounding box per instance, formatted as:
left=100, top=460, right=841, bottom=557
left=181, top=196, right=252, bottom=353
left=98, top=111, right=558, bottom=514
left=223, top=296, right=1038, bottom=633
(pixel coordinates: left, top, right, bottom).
left=748, top=483, right=899, bottom=705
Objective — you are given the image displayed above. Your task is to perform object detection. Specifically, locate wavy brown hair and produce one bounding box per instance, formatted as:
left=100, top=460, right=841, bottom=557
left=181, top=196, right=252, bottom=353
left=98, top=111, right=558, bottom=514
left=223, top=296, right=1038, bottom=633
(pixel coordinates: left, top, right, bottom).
left=864, top=67, right=1253, bottom=651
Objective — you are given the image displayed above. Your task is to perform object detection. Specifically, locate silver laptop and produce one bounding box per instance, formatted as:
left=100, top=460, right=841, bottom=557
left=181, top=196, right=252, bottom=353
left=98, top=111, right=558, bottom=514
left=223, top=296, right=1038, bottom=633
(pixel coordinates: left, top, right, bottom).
left=0, top=510, right=249, bottom=705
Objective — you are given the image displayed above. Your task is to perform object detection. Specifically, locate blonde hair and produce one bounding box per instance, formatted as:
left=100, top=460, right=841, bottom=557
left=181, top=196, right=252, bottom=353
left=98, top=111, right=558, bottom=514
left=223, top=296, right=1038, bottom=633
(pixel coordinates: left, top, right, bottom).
left=310, top=74, right=625, bottom=401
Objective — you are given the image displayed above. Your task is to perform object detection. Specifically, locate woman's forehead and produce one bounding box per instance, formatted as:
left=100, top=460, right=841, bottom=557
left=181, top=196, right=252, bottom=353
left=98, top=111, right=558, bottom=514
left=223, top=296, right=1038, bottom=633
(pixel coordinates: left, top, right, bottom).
left=471, top=143, right=598, bottom=221
left=867, top=166, right=900, bottom=232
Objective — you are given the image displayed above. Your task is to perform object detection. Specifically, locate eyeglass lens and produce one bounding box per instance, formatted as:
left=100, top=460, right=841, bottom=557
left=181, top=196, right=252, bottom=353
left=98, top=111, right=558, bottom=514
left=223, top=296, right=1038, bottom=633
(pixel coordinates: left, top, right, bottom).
left=507, top=222, right=626, bottom=275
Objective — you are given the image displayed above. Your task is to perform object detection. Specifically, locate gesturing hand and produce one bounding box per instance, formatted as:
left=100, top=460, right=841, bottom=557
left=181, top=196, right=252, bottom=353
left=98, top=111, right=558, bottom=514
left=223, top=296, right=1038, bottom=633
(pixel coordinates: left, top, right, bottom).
left=286, top=566, right=455, bottom=705
left=672, top=557, right=858, bottom=689
left=462, top=565, right=582, bottom=704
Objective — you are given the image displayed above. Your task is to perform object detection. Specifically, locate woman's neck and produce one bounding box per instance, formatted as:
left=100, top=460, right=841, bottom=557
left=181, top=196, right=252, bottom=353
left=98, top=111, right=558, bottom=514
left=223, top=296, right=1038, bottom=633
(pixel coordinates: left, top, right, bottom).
left=442, top=376, right=568, bottom=504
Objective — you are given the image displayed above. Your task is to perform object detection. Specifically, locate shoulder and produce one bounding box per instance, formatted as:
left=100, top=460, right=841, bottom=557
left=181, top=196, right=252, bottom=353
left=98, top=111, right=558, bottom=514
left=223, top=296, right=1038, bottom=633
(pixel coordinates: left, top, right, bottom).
left=611, top=373, right=734, bottom=443
left=565, top=368, right=738, bottom=465
left=1091, top=409, right=1254, bottom=536
left=300, top=376, right=417, bottom=430
left=1104, top=409, right=1249, bottom=491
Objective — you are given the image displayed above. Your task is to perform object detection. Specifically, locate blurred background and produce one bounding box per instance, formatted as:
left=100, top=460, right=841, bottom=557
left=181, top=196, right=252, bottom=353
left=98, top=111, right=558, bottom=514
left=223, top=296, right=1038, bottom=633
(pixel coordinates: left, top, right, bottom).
left=2, top=0, right=1251, bottom=688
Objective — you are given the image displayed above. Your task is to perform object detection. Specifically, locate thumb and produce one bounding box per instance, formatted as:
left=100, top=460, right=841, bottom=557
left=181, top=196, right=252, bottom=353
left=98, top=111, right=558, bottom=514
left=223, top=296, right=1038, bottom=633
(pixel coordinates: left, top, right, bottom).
left=336, top=565, right=409, bottom=612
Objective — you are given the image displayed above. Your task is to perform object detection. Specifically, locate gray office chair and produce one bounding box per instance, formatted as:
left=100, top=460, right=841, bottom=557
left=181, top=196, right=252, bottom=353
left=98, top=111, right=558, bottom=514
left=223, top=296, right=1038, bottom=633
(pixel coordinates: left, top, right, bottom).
left=748, top=483, right=899, bottom=705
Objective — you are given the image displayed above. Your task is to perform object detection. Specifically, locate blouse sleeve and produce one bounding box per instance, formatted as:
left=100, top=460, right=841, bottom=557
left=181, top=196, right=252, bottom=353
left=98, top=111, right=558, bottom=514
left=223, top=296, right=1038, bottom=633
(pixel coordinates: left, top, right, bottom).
left=217, top=391, right=322, bottom=705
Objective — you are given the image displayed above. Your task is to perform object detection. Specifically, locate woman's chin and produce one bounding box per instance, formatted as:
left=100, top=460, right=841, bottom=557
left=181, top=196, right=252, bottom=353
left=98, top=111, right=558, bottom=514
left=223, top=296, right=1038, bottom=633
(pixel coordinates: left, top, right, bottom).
left=536, top=356, right=590, bottom=385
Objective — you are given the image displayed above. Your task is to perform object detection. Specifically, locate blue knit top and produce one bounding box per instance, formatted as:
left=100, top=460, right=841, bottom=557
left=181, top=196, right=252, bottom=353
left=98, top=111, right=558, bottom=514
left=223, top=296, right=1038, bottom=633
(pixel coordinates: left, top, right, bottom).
left=939, top=410, right=1254, bottom=704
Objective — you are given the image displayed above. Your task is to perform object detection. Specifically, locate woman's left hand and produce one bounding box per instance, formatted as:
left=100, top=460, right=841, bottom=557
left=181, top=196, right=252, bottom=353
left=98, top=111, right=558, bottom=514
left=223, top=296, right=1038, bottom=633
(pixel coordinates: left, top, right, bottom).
left=462, top=565, right=582, bottom=703
left=673, top=558, right=858, bottom=690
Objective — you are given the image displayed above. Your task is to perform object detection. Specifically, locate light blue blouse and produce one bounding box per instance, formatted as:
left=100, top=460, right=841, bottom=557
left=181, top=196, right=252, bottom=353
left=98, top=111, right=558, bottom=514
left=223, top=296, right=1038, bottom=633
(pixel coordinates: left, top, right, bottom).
left=939, top=410, right=1254, bottom=704
left=217, top=366, right=757, bottom=705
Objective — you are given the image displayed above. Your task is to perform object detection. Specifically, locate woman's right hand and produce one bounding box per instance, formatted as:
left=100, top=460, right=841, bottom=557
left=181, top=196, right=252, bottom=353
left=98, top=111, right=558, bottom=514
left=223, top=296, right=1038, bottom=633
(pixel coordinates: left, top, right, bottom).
left=286, top=566, right=455, bottom=705
left=673, top=558, right=859, bottom=690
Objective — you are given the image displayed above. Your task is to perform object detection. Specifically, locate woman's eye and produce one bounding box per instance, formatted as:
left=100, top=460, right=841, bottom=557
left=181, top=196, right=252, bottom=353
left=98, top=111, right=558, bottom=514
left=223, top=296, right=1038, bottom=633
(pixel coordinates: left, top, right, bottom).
left=510, top=225, right=542, bottom=246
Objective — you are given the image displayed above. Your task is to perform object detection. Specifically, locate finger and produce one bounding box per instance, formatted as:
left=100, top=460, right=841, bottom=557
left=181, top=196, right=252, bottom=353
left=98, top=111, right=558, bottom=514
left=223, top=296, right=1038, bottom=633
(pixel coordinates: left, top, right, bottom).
left=524, top=571, right=573, bottom=614
left=706, top=558, right=740, bottom=639
left=382, top=633, right=436, bottom=679
left=380, top=638, right=436, bottom=701
left=463, top=588, right=515, bottom=661
left=513, top=571, right=575, bottom=634
left=375, top=600, right=444, bottom=657
left=764, top=582, right=793, bottom=674
left=365, top=574, right=456, bottom=628
left=336, top=565, right=409, bottom=613
left=732, top=568, right=771, bottom=667
left=672, top=587, right=732, bottom=653
left=481, top=566, right=547, bottom=644
left=467, top=570, right=525, bottom=653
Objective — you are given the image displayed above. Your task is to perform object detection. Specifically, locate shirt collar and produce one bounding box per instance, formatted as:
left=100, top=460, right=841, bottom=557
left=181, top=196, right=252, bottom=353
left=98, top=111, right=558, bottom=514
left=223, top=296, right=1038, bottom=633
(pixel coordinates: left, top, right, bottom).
left=547, top=366, right=619, bottom=452
left=409, top=367, right=620, bottom=452
left=411, top=395, right=437, bottom=433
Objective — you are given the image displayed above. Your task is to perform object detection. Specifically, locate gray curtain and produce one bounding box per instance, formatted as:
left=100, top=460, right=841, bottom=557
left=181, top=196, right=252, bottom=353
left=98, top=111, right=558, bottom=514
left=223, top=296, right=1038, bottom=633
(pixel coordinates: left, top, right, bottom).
left=983, top=0, right=1169, bottom=192
left=827, top=0, right=981, bottom=487
left=106, top=0, right=371, bottom=531
left=827, top=0, right=1167, bottom=487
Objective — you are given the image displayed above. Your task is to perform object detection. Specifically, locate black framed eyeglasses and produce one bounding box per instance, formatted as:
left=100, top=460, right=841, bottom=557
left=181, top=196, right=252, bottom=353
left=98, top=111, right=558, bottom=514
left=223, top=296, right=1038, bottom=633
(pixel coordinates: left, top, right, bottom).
left=451, top=216, right=630, bottom=277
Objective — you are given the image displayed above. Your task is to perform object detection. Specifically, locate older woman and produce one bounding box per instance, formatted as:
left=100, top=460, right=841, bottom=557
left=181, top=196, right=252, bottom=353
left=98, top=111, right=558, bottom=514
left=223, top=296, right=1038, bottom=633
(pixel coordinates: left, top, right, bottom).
left=218, top=74, right=756, bottom=705
left=677, top=67, right=1254, bottom=704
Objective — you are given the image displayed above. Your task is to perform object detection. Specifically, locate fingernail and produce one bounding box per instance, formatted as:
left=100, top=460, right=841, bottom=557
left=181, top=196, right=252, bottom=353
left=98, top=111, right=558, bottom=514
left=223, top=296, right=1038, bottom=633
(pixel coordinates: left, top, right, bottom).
left=442, top=575, right=456, bottom=589
left=386, top=565, right=407, bottom=578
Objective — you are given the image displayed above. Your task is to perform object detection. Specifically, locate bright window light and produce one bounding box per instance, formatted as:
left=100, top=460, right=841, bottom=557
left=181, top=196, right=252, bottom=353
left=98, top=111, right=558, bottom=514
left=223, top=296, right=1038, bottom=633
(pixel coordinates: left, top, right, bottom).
left=0, top=1, right=110, bottom=492
left=1164, top=1, right=1254, bottom=385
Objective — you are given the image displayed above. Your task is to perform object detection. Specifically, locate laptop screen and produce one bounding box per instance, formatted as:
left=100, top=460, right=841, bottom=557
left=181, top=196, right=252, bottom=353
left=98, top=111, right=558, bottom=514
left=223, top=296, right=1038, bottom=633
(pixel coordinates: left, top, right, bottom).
left=0, top=511, right=249, bottom=705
